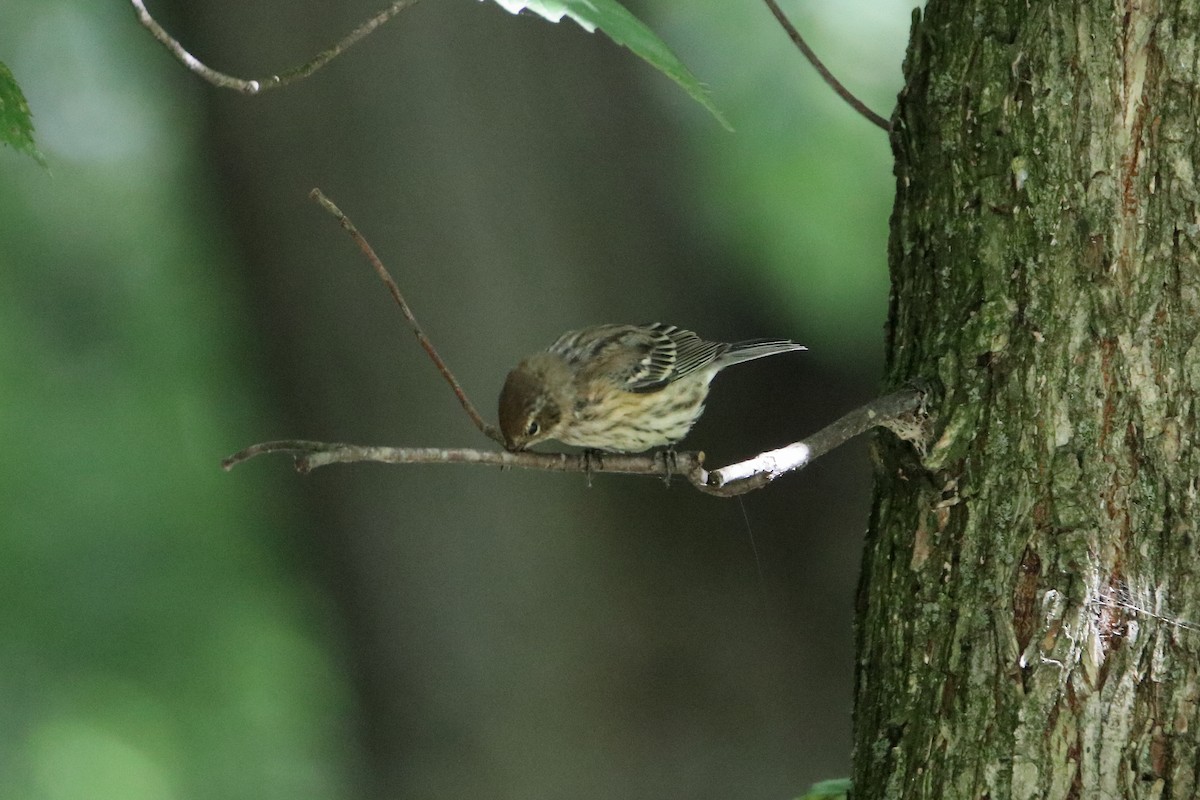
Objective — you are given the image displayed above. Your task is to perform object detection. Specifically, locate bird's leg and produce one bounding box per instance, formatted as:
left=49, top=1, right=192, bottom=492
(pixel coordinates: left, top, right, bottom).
left=659, top=446, right=678, bottom=486
left=582, top=449, right=603, bottom=487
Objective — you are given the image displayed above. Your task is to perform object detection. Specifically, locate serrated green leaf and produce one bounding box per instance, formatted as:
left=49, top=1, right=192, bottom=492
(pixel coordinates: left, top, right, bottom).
left=0, top=60, right=46, bottom=166
left=795, top=777, right=852, bottom=800
left=486, top=0, right=731, bottom=130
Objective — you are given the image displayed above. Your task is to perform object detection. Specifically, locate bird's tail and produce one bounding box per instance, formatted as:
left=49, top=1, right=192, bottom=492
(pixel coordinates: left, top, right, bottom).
left=717, top=339, right=807, bottom=368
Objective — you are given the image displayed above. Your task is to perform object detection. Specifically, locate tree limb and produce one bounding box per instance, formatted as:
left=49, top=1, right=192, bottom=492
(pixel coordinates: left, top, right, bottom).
left=222, top=388, right=927, bottom=497
left=705, top=388, right=926, bottom=490
left=130, top=0, right=419, bottom=94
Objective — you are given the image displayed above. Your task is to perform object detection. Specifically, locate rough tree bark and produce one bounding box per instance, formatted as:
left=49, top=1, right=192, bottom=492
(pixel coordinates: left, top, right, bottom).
left=856, top=1, right=1200, bottom=798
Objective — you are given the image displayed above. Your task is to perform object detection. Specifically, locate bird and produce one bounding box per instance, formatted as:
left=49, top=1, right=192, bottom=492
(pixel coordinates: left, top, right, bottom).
left=498, top=323, right=806, bottom=453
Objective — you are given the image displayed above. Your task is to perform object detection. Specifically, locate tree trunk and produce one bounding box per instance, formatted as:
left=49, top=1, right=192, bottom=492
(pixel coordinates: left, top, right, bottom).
left=855, top=1, right=1200, bottom=798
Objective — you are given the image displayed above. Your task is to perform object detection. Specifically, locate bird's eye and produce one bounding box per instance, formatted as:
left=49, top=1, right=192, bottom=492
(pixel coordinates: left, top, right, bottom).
left=526, top=420, right=540, bottom=437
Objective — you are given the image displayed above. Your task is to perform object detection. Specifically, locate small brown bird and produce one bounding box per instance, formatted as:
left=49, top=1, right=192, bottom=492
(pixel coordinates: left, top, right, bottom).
left=498, top=323, right=806, bottom=453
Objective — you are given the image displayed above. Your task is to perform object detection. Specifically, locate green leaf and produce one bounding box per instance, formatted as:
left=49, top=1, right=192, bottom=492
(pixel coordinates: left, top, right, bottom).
left=0, top=61, right=46, bottom=166
left=486, top=0, right=732, bottom=131
left=795, top=777, right=852, bottom=800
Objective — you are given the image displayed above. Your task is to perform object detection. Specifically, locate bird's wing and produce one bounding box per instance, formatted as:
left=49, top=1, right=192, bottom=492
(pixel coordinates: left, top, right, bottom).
left=659, top=325, right=728, bottom=382
left=619, top=324, right=724, bottom=392
left=549, top=323, right=726, bottom=393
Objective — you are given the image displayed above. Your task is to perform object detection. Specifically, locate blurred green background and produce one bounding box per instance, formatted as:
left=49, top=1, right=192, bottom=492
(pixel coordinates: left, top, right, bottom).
left=0, top=0, right=912, bottom=798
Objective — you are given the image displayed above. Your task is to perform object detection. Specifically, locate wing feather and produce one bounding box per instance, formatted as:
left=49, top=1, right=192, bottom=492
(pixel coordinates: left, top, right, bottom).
left=546, top=323, right=801, bottom=394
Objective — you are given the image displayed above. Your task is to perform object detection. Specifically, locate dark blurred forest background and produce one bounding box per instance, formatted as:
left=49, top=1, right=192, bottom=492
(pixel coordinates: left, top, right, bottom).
left=1, top=0, right=913, bottom=797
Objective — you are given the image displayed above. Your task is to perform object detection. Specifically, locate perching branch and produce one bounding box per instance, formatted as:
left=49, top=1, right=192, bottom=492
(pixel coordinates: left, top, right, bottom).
left=223, top=388, right=927, bottom=497
left=224, top=189, right=927, bottom=495
left=223, top=441, right=705, bottom=483
left=309, top=189, right=504, bottom=445
left=130, top=0, right=419, bottom=94
left=760, top=0, right=890, bottom=132
left=704, top=388, right=926, bottom=490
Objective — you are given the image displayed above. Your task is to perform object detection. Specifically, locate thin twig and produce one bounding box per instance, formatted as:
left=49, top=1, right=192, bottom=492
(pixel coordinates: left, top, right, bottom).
left=760, top=0, right=890, bottom=131
left=308, top=189, right=504, bottom=445
left=222, top=388, right=927, bottom=497
left=223, top=440, right=706, bottom=482
left=130, top=0, right=419, bottom=94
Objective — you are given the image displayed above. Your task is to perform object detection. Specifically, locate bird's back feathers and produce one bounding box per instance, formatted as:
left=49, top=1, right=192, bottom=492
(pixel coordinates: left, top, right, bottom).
left=548, top=323, right=804, bottom=394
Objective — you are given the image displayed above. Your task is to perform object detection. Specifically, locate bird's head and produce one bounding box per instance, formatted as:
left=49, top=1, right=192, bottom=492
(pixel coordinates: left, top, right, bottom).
left=498, top=354, right=570, bottom=451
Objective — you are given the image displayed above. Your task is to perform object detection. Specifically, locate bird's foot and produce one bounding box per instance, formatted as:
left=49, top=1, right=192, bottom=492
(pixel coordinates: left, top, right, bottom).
left=582, top=449, right=603, bottom=488
left=658, top=447, right=679, bottom=487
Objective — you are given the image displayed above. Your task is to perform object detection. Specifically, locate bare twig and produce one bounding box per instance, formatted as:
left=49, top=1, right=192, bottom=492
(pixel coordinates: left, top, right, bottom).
left=223, top=388, right=927, bottom=497
left=130, top=0, right=419, bottom=94
left=309, top=189, right=504, bottom=445
left=222, top=440, right=707, bottom=482
left=760, top=0, right=890, bottom=131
